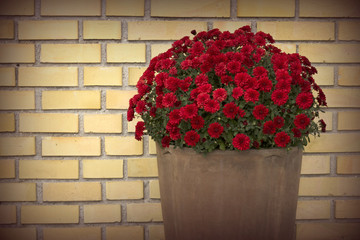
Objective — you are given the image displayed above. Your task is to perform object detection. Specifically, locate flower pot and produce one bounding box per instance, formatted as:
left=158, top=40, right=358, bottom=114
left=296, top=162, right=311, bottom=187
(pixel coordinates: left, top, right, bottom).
left=156, top=143, right=303, bottom=240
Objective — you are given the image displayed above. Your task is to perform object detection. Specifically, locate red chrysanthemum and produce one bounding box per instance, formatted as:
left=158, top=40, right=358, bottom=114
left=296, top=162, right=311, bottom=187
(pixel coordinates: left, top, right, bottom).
left=296, top=92, right=314, bottom=109
left=184, top=130, right=200, bottom=146
left=191, top=115, right=205, bottom=130
left=227, top=61, right=242, bottom=74
left=213, top=88, right=227, bottom=102
left=195, top=74, right=209, bottom=86
left=204, top=99, right=220, bottom=113
left=257, top=76, right=272, bottom=92
left=164, top=76, right=179, bottom=92
left=208, top=122, right=224, bottom=138
left=232, top=133, right=251, bottom=151
left=271, top=89, right=288, bottom=106
left=196, top=93, right=210, bottom=107
left=292, top=128, right=301, bottom=138
left=263, top=121, right=276, bottom=134
left=180, top=104, right=198, bottom=119
left=273, top=116, right=285, bottom=129
left=274, top=131, right=291, bottom=147
left=294, top=114, right=310, bottom=129
left=169, top=109, right=182, bottom=124
left=135, top=100, right=146, bottom=114
left=223, top=102, right=239, bottom=119
left=253, top=66, right=268, bottom=78
left=319, top=119, right=326, bottom=133
left=162, top=92, right=177, bottom=108
left=127, top=108, right=135, bottom=121
left=252, top=104, right=269, bottom=120
left=232, top=87, right=244, bottom=100
left=135, top=121, right=145, bottom=141
left=161, top=136, right=171, bottom=148
left=244, top=89, right=259, bottom=103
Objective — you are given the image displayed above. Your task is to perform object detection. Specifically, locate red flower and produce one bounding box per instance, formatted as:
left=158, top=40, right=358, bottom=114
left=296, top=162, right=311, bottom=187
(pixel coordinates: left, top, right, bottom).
left=273, top=116, right=285, bottom=129
left=223, top=102, right=239, bottom=119
left=196, top=93, right=210, bottom=107
left=263, top=121, right=276, bottom=134
left=234, top=72, right=251, bottom=87
left=195, top=74, right=209, bottom=86
left=253, top=104, right=269, bottom=120
left=204, top=99, right=220, bottom=113
left=244, top=89, right=259, bottom=103
left=162, top=92, right=177, bottom=108
left=232, top=87, right=244, bottom=100
left=296, top=92, right=314, bottom=109
left=292, top=128, right=301, bottom=138
left=227, top=61, right=242, bottom=74
left=253, top=66, right=268, bottom=78
left=319, top=119, right=326, bottom=132
left=232, top=133, right=250, bottom=151
left=184, top=130, right=200, bottom=146
left=169, top=109, right=182, bottom=124
left=213, top=88, right=227, bottom=102
left=180, top=104, right=198, bottom=119
left=135, top=100, right=146, bottom=114
left=257, top=76, right=272, bottom=92
left=164, top=77, right=179, bottom=92
left=191, top=115, right=205, bottom=130
left=135, top=121, right=145, bottom=141
left=208, top=122, right=224, bottom=138
left=271, top=89, right=288, bottom=106
left=294, top=114, right=310, bottom=129
left=127, top=108, right=135, bottom=121
left=274, top=131, right=291, bottom=147
left=161, top=136, right=171, bottom=148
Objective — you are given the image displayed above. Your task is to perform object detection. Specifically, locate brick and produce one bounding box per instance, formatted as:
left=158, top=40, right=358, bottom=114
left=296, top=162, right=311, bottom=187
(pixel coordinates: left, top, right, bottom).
left=296, top=223, right=360, bottom=240
left=0, top=0, right=34, bottom=15
left=151, top=0, right=230, bottom=17
left=149, top=139, right=157, bottom=154
left=19, top=113, right=79, bottom=132
left=43, top=227, right=101, bottom=240
left=213, top=21, right=252, bottom=32
left=296, top=200, right=330, bottom=220
left=84, top=67, right=122, bottom=86
left=323, top=88, right=360, bottom=108
left=299, top=0, right=360, bottom=17
left=42, top=137, right=101, bottom=156
left=129, top=67, right=146, bottom=86
left=0, top=44, right=34, bottom=63
left=338, top=66, right=360, bottom=86
left=0, top=159, right=15, bottom=178
left=299, top=177, right=360, bottom=196
left=106, top=226, right=144, bottom=240
left=41, top=0, right=101, bottom=16
left=0, top=20, right=14, bottom=39
left=105, top=137, right=143, bottom=155
left=19, top=159, right=79, bottom=179
left=21, top=205, right=78, bottom=224
left=127, top=203, right=163, bottom=222
left=0, top=228, right=36, bottom=240
left=83, top=20, right=121, bottom=39
left=0, top=205, right=16, bottom=224
left=83, top=159, right=123, bottom=178
left=299, top=44, right=360, bottom=63
left=149, top=225, right=165, bottom=240
left=0, top=90, right=35, bottom=110
left=273, top=43, right=296, bottom=54
left=43, top=182, right=101, bottom=201
left=301, top=155, right=330, bottom=174
left=0, top=137, right=35, bottom=156
left=18, top=20, right=78, bottom=40
left=84, top=114, right=122, bottom=133
left=106, top=181, right=144, bottom=200
left=305, top=133, right=360, bottom=153
left=151, top=44, right=172, bottom=59
left=313, top=66, right=334, bottom=86
left=106, top=0, right=144, bottom=16
left=107, top=43, right=146, bottom=63
left=257, top=21, right=334, bottom=40
left=0, top=183, right=36, bottom=201
left=149, top=180, right=160, bottom=199
left=84, top=205, right=121, bottom=223
left=127, top=118, right=141, bottom=133
left=338, top=111, right=360, bottom=130
left=0, top=113, right=15, bottom=132
left=128, top=21, right=207, bottom=40
left=42, top=90, right=101, bottom=109
left=0, top=67, right=15, bottom=86
left=41, top=44, right=101, bottom=63
left=128, top=158, right=158, bottom=177
left=106, top=90, right=137, bottom=109
left=339, top=21, right=360, bottom=40
left=238, top=0, right=294, bottom=17
left=19, top=67, right=78, bottom=87
left=335, top=200, right=360, bottom=218
left=337, top=155, right=360, bottom=174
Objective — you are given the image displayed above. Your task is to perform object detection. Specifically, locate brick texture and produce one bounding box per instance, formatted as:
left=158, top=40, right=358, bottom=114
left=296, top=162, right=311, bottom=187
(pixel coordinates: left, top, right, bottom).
left=19, top=67, right=78, bottom=87
left=43, top=182, right=101, bottom=201
left=41, top=0, right=101, bottom=16
left=106, top=226, right=144, bottom=240
left=83, top=159, right=124, bottom=178
left=238, top=0, right=295, bottom=17
left=43, top=227, right=101, bottom=240
left=84, top=205, right=121, bottom=223
left=0, top=20, right=14, bottom=39
left=0, top=67, right=15, bottom=86
left=0, top=44, right=35, bottom=63
left=21, top=205, right=79, bottom=224
left=18, top=20, right=78, bottom=39
left=19, top=160, right=79, bottom=179
left=106, top=181, right=144, bottom=200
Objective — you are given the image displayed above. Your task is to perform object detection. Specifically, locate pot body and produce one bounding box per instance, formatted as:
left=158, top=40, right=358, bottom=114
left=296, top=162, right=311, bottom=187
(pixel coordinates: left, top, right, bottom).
left=156, top=144, right=303, bottom=240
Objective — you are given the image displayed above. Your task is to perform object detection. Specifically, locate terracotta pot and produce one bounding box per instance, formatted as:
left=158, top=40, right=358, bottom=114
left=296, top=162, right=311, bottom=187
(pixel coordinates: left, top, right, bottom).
left=156, top=143, right=303, bottom=240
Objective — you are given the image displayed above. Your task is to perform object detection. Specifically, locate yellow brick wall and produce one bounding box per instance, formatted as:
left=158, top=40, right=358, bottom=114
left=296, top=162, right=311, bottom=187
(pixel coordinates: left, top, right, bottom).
left=0, top=0, right=359, bottom=239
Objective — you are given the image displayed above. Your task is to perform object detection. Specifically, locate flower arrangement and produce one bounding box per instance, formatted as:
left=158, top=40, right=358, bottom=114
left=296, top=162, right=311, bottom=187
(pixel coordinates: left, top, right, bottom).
left=127, top=25, right=327, bottom=153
